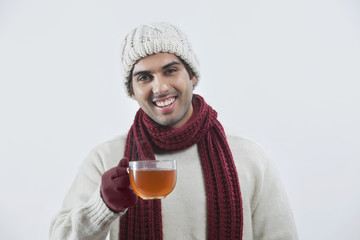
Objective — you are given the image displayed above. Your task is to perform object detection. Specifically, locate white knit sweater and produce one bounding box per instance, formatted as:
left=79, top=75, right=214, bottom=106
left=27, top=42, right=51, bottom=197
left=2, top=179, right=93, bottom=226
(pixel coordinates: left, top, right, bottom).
left=50, top=134, right=298, bottom=240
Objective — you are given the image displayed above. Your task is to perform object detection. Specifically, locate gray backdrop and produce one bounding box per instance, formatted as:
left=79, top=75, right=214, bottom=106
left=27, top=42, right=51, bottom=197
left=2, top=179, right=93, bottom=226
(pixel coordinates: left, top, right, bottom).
left=1, top=0, right=359, bottom=239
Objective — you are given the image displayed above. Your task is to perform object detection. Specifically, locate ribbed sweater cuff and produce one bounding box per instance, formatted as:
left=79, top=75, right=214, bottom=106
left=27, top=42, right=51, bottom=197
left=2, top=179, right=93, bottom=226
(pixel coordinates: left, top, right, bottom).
left=84, top=186, right=127, bottom=228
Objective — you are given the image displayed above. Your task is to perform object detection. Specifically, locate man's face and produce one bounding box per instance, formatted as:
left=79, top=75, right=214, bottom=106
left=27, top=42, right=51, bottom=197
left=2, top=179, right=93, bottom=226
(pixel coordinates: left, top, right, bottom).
left=131, top=53, right=197, bottom=128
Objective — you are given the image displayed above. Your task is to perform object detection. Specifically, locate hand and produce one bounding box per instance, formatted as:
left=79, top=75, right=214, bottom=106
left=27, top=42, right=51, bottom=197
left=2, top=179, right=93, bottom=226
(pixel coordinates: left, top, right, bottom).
left=101, top=157, right=138, bottom=212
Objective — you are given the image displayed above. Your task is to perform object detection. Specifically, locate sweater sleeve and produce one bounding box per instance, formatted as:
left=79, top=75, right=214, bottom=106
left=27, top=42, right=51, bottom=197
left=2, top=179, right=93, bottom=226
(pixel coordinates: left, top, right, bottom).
left=49, top=146, right=125, bottom=240
left=251, top=157, right=298, bottom=240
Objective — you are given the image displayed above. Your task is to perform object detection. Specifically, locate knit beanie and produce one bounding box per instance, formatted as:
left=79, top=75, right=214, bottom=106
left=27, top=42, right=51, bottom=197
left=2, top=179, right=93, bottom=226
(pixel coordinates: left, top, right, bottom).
left=120, top=22, right=200, bottom=82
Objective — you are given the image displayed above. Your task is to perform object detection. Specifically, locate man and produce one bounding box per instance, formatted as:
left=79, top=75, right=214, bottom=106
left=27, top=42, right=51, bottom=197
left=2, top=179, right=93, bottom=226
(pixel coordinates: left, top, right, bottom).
left=50, top=22, right=298, bottom=240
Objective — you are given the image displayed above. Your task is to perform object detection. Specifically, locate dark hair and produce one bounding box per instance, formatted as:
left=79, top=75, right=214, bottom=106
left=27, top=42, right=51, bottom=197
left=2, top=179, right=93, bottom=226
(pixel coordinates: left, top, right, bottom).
left=125, top=56, right=196, bottom=96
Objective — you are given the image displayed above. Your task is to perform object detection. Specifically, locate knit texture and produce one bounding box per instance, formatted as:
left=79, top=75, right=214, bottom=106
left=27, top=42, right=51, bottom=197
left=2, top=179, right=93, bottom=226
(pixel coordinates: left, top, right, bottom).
left=120, top=22, right=200, bottom=81
left=120, top=94, right=243, bottom=240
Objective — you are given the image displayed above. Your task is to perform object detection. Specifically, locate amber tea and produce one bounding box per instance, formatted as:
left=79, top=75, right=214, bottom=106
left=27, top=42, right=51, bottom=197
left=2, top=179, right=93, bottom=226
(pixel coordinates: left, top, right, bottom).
left=129, top=160, right=177, bottom=199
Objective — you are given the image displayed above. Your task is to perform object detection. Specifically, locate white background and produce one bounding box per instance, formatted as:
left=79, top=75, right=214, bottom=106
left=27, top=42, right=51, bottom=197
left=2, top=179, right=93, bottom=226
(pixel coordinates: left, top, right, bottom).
left=1, top=0, right=359, bottom=239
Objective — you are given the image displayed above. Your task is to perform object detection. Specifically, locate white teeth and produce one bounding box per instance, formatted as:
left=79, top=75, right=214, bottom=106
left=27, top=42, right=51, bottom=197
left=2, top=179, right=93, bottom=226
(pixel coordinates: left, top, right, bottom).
left=155, top=97, right=175, bottom=107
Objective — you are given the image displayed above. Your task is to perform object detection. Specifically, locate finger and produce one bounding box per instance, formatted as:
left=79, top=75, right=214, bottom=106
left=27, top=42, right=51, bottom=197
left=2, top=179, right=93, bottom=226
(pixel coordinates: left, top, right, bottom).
left=118, top=157, right=129, bottom=168
left=113, top=175, right=131, bottom=188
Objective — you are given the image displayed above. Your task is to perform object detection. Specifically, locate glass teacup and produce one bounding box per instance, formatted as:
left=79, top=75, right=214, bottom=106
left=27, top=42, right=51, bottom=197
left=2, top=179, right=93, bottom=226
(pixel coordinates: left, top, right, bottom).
left=128, top=160, right=177, bottom=200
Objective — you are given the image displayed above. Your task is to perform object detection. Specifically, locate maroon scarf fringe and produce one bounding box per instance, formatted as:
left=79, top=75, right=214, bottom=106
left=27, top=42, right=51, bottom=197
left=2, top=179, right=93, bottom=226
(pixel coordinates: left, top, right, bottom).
left=120, top=94, right=243, bottom=239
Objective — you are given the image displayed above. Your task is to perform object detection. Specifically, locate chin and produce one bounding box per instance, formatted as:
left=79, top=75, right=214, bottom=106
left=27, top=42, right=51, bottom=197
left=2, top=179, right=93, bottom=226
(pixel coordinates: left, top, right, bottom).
left=157, top=119, right=176, bottom=127
left=153, top=117, right=179, bottom=128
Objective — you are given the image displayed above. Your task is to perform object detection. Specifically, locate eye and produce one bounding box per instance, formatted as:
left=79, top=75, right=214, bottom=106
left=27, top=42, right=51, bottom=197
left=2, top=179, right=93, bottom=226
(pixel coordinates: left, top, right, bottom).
left=138, top=74, right=152, bottom=82
left=164, top=68, right=177, bottom=75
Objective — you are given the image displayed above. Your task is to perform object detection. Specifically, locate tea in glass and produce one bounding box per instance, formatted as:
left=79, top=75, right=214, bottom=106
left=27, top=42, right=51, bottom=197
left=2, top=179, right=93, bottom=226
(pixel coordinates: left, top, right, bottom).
left=129, top=160, right=177, bottom=199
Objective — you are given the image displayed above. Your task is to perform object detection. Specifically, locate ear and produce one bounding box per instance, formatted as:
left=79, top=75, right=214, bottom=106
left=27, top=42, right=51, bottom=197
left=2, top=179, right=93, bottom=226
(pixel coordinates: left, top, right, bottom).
left=191, top=76, right=198, bottom=86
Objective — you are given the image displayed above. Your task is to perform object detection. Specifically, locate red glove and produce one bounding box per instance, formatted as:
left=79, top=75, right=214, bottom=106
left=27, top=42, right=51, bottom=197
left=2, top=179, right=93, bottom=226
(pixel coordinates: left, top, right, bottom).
left=101, top=157, right=138, bottom=212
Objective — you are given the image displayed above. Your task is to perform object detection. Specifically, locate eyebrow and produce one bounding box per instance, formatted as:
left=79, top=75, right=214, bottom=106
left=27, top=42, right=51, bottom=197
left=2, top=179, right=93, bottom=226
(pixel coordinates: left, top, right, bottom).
left=162, top=61, right=181, bottom=69
left=132, top=61, right=181, bottom=77
left=132, top=70, right=150, bottom=77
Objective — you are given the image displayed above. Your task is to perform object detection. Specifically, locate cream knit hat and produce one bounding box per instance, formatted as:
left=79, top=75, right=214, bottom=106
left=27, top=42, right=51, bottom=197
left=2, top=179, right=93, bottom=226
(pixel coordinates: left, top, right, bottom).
left=120, top=22, right=200, bottom=81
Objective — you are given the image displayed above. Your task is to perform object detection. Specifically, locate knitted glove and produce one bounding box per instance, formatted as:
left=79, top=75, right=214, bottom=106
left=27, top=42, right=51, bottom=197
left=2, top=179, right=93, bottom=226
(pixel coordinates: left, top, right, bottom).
left=101, top=157, right=138, bottom=212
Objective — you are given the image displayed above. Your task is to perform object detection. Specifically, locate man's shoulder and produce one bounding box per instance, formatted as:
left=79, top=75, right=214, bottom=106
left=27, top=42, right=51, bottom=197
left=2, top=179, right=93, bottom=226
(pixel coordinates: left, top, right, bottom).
left=82, top=134, right=128, bottom=170
left=91, top=134, right=128, bottom=156
left=225, top=132, right=269, bottom=171
left=225, top=133, right=265, bottom=154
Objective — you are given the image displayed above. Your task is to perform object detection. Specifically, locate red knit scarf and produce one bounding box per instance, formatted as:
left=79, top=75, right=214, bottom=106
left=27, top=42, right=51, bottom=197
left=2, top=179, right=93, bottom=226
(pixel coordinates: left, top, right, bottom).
left=120, top=94, right=243, bottom=239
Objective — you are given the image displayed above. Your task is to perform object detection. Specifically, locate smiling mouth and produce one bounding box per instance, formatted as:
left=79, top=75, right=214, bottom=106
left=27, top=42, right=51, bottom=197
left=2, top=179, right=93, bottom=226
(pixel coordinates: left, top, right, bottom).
left=153, top=97, right=176, bottom=108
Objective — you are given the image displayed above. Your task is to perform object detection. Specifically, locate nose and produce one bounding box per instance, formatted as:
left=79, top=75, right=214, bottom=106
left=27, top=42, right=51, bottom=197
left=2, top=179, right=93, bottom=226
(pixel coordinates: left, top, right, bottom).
left=152, top=75, right=170, bottom=95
